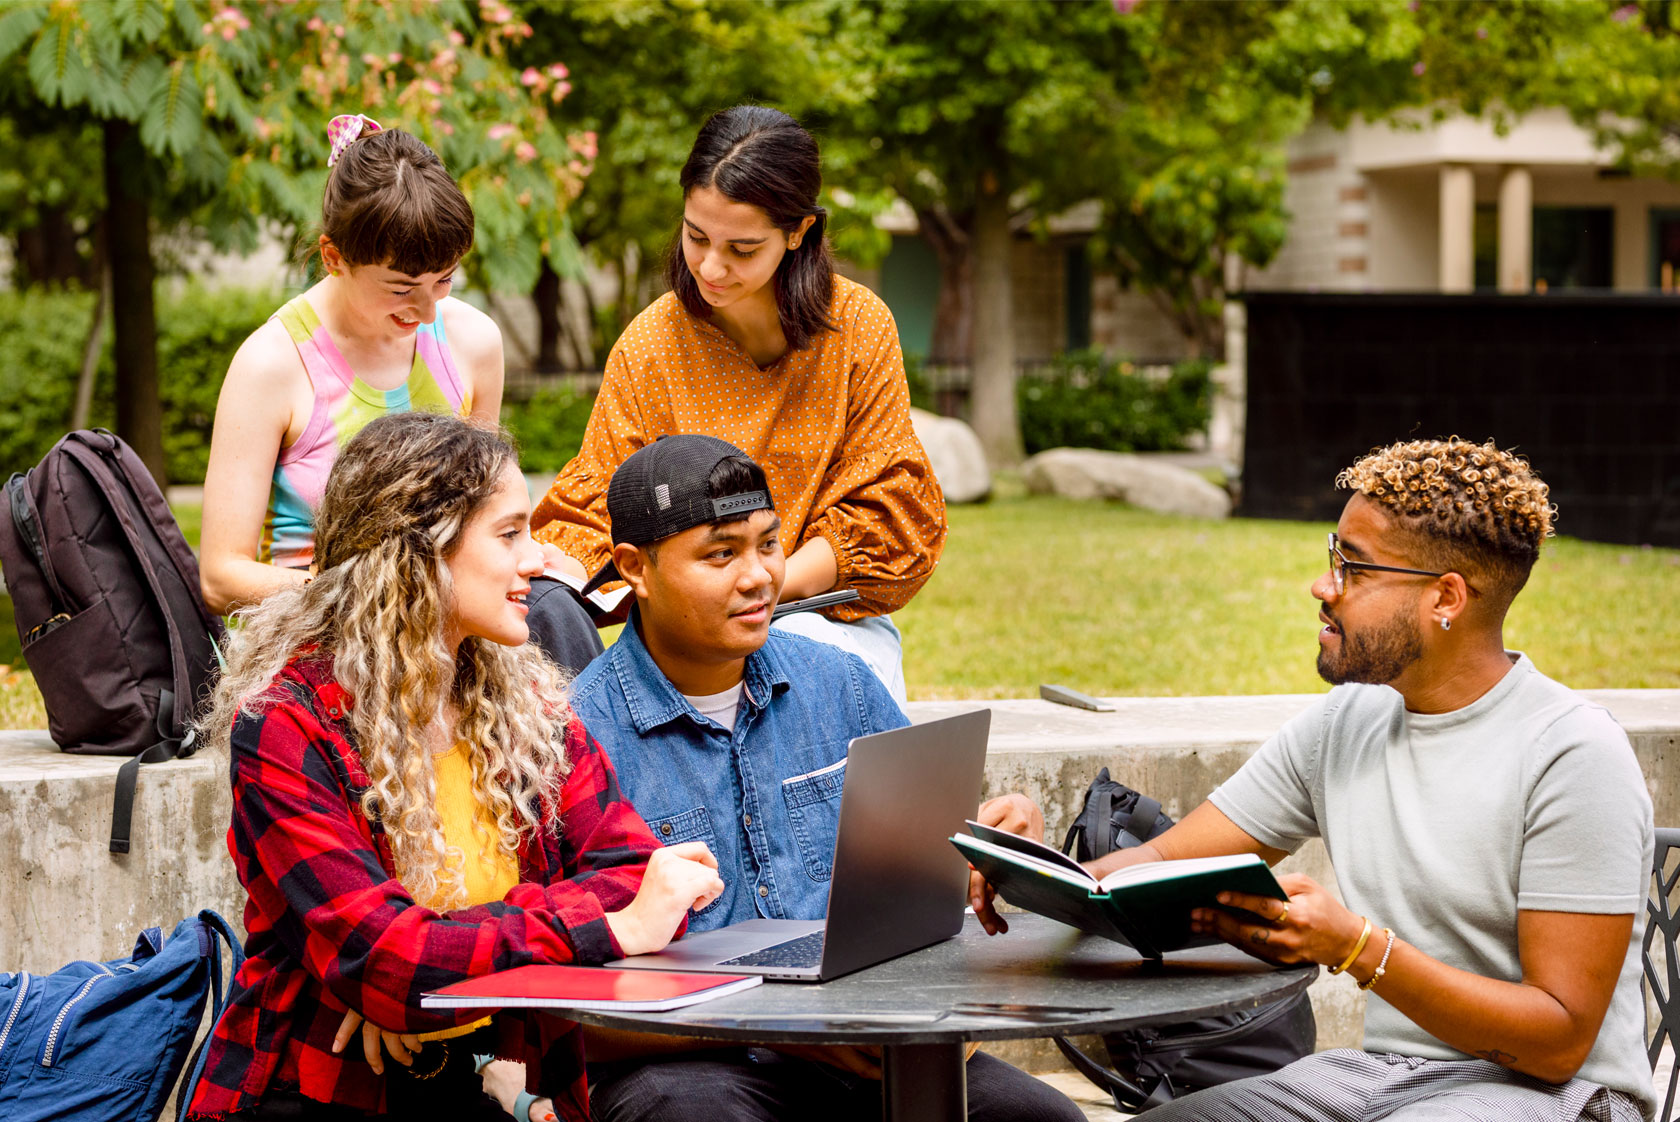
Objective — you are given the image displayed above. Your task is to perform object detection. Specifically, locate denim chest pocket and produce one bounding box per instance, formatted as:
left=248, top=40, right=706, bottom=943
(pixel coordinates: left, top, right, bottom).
left=649, top=807, right=726, bottom=917
left=781, top=759, right=846, bottom=883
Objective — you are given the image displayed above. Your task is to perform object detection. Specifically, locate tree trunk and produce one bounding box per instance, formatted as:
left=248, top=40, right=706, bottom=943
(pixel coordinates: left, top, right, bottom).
left=15, top=204, right=88, bottom=288
left=103, top=119, right=166, bottom=488
left=533, top=261, right=563, bottom=373
left=918, top=206, right=973, bottom=366
left=72, top=251, right=110, bottom=431
left=968, top=172, right=1022, bottom=466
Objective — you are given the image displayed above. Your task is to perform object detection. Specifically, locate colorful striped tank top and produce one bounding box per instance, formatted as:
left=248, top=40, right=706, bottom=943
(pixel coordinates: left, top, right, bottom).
left=260, top=294, right=471, bottom=568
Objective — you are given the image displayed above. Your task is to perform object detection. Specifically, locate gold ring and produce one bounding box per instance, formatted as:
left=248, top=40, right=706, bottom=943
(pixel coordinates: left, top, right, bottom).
left=1277, top=901, right=1290, bottom=924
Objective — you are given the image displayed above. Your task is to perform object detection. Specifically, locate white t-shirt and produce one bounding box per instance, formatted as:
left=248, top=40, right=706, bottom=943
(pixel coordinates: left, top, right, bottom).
left=683, top=682, right=744, bottom=732
left=1211, top=654, right=1655, bottom=1118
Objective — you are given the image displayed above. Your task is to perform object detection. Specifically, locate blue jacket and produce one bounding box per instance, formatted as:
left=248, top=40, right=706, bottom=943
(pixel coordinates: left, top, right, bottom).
left=567, top=616, right=908, bottom=930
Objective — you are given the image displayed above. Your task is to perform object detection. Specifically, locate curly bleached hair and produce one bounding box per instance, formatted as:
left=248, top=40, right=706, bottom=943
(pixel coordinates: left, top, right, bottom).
left=1337, top=437, right=1556, bottom=610
left=199, top=412, right=572, bottom=910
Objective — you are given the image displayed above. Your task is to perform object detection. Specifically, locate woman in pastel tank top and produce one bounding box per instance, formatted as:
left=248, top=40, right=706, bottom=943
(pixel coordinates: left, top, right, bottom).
left=201, top=117, right=504, bottom=614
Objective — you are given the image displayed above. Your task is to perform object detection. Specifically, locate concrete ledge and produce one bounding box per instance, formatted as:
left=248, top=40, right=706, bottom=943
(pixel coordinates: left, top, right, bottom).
left=5, top=690, right=1678, bottom=1067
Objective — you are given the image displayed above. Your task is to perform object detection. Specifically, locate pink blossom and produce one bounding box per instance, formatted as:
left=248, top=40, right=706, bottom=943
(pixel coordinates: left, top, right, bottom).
left=362, top=53, right=382, bottom=67
left=551, top=80, right=572, bottom=101
left=334, top=24, right=346, bottom=38
left=201, top=22, right=214, bottom=35
left=387, top=52, right=401, bottom=64
left=222, top=26, right=236, bottom=40
left=449, top=29, right=465, bottom=45
left=547, top=63, right=569, bottom=79
left=1412, top=60, right=1426, bottom=76
left=1111, top=0, right=1139, bottom=12
left=306, top=16, right=323, bottom=30
left=1613, top=3, right=1638, bottom=21
left=434, top=49, right=456, bottom=66
left=520, top=67, right=542, bottom=87
left=1476, top=26, right=1488, bottom=39
left=489, top=123, right=516, bottom=140
left=440, top=122, right=455, bottom=135
left=516, top=141, right=537, bottom=163
left=422, top=79, right=442, bottom=95
left=518, top=22, right=533, bottom=37
left=567, top=159, right=584, bottom=175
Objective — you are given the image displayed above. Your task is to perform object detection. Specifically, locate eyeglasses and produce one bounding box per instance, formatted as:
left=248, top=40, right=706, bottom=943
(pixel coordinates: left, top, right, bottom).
left=1325, top=532, right=1449, bottom=597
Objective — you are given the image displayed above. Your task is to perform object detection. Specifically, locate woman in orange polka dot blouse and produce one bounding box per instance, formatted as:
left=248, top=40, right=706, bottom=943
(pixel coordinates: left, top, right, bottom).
left=529, top=106, right=946, bottom=701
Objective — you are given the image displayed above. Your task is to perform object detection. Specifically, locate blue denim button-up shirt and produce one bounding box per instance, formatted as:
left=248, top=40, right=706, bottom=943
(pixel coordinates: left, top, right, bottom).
left=567, top=615, right=907, bottom=932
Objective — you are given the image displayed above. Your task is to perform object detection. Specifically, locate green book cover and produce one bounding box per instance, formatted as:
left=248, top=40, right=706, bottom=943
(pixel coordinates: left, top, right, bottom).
left=951, top=825, right=1285, bottom=958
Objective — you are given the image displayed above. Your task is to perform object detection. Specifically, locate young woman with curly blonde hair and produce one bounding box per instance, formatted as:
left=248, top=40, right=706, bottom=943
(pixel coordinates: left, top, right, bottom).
left=186, top=411, right=722, bottom=1122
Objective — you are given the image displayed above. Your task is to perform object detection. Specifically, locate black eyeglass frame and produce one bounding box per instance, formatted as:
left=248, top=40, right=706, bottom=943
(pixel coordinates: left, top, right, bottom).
left=1326, top=532, right=1467, bottom=597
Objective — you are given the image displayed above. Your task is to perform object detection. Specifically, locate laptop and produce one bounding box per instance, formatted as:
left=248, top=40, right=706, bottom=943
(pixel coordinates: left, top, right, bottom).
left=607, top=709, right=991, bottom=983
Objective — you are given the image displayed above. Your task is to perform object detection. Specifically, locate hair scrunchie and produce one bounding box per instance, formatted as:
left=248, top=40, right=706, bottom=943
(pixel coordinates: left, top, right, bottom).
left=327, top=113, right=383, bottom=167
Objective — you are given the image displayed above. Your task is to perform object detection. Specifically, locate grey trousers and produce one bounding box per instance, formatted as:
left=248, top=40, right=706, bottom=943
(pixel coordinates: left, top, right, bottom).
left=1141, top=1049, right=1645, bottom=1122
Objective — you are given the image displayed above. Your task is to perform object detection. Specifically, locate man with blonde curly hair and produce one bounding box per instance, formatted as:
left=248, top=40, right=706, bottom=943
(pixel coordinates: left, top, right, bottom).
left=1086, top=438, right=1654, bottom=1121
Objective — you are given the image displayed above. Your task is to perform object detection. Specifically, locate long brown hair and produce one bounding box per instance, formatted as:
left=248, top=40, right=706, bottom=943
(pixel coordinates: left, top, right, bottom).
left=664, top=106, right=836, bottom=351
left=320, top=128, right=474, bottom=274
left=200, top=413, right=572, bottom=909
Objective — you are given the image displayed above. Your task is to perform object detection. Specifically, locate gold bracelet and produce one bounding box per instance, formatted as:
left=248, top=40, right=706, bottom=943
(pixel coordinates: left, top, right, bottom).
left=1328, top=918, right=1372, bottom=975
left=407, top=1041, right=450, bottom=1081
left=1359, top=928, right=1397, bottom=991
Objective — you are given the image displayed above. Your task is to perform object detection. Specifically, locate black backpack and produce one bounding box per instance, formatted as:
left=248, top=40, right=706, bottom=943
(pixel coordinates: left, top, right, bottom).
left=0, top=430, right=223, bottom=853
left=1054, top=768, right=1317, bottom=1114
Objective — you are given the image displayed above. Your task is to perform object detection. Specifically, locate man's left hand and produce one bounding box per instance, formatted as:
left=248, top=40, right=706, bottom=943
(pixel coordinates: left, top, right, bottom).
left=968, top=794, right=1046, bottom=936
left=1190, top=871, right=1367, bottom=968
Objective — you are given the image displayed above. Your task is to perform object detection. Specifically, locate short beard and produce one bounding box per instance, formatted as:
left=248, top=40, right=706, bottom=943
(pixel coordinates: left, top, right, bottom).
left=1317, top=611, right=1423, bottom=686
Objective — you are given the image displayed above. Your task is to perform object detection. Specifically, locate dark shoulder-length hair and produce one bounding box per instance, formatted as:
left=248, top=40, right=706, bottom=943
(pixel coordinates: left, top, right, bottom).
left=664, top=106, right=836, bottom=352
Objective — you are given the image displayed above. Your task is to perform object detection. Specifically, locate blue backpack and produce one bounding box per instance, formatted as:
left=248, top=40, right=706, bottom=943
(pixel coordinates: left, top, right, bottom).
left=0, top=909, right=242, bottom=1122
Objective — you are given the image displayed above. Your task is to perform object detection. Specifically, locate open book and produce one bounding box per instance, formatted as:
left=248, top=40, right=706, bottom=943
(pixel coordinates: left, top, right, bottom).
left=421, top=965, right=761, bottom=1013
left=951, top=821, right=1285, bottom=958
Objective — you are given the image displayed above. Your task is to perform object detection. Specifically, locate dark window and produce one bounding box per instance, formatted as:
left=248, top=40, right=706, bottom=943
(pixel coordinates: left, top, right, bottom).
left=1532, top=207, right=1613, bottom=291
left=1064, top=244, right=1092, bottom=351
left=1473, top=204, right=1497, bottom=290
left=1649, top=209, right=1680, bottom=292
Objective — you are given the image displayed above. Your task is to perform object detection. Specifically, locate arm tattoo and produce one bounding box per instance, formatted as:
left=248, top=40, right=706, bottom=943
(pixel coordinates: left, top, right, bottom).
left=1475, top=1049, right=1517, bottom=1066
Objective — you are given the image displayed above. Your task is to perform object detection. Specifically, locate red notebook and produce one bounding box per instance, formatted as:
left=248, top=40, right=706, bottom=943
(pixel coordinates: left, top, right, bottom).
left=421, top=965, right=762, bottom=1012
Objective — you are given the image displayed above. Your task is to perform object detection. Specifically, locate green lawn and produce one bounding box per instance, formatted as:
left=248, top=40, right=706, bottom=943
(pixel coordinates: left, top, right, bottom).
left=896, top=493, right=1680, bottom=700
left=3, top=495, right=1678, bottom=726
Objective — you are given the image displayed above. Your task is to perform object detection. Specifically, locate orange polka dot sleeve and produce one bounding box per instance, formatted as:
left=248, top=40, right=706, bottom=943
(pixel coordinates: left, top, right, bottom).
left=531, top=276, right=947, bottom=621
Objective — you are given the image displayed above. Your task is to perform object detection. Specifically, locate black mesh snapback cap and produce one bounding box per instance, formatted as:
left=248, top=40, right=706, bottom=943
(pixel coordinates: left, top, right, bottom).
left=581, top=434, right=773, bottom=594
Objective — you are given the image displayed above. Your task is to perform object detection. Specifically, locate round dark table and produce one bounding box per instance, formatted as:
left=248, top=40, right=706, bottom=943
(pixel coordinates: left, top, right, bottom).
left=571, top=914, right=1317, bottom=1120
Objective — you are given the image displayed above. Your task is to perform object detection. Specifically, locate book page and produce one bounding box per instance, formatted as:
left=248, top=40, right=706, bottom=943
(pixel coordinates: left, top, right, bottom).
left=958, top=835, right=1099, bottom=890
left=1096, top=852, right=1266, bottom=892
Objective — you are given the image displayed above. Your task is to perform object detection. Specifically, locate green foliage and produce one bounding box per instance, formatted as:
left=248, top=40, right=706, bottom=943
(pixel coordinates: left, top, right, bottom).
left=1017, top=351, right=1212, bottom=456
left=0, top=285, right=272, bottom=482
left=0, top=0, right=593, bottom=294
left=502, top=384, right=594, bottom=473
left=902, top=351, right=933, bottom=412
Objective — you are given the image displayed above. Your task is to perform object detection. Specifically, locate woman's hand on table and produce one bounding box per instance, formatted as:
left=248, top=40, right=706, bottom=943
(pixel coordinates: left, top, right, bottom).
left=967, top=794, right=1046, bottom=936
left=606, top=842, right=726, bottom=956
left=1189, top=871, right=1366, bottom=969
left=329, top=1008, right=423, bottom=1075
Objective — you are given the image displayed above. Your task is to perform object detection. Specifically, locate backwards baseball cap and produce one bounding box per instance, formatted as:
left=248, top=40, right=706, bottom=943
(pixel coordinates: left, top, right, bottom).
left=581, top=434, right=775, bottom=594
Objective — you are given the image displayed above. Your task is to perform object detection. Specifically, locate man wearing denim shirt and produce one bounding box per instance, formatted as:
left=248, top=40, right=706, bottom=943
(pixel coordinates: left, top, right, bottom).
left=565, top=435, right=1082, bottom=1122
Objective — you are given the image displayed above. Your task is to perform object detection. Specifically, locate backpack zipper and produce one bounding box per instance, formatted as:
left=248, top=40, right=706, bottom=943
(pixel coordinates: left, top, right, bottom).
left=0, top=972, right=30, bottom=1059
left=40, top=970, right=112, bottom=1068
left=1136, top=992, right=1302, bottom=1053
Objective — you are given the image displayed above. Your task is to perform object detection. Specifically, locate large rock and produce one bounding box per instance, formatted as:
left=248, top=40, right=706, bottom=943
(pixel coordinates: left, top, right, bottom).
left=1022, top=447, right=1231, bottom=518
left=911, top=408, right=990, bottom=504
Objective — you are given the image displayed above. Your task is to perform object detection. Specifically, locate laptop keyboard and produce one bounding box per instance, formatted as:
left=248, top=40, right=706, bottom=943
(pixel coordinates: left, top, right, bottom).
left=718, top=931, right=827, bottom=970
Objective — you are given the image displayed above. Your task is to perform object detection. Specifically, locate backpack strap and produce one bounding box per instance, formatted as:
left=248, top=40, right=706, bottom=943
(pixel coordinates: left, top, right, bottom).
left=175, top=909, right=246, bottom=1122
left=1053, top=1035, right=1155, bottom=1112
left=109, top=690, right=196, bottom=853
left=1122, top=793, right=1164, bottom=847
left=6, top=471, right=71, bottom=615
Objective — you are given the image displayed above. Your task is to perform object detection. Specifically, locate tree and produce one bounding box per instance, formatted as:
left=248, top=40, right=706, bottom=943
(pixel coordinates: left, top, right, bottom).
left=512, top=0, right=888, bottom=369
left=840, top=0, right=1143, bottom=466
left=0, top=0, right=591, bottom=484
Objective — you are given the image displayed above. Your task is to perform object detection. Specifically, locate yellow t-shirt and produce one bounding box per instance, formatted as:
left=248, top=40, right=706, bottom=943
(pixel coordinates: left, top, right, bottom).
left=418, top=742, right=520, bottom=1041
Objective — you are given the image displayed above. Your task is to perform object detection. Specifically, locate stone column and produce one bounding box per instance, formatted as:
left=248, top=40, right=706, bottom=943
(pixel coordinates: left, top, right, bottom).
left=1438, top=163, right=1475, bottom=293
left=1497, top=165, right=1533, bottom=293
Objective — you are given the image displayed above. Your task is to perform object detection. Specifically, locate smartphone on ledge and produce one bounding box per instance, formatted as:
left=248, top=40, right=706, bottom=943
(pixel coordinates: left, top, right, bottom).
left=770, top=588, right=860, bottom=619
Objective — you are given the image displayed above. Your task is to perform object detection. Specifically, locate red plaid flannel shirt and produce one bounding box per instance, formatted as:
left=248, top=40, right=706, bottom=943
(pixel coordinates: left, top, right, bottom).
left=186, top=656, right=668, bottom=1119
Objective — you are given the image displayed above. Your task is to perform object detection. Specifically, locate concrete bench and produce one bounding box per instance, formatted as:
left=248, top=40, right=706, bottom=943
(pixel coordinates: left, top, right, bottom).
left=5, top=690, right=1679, bottom=1076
